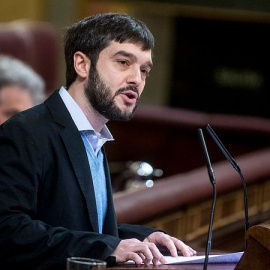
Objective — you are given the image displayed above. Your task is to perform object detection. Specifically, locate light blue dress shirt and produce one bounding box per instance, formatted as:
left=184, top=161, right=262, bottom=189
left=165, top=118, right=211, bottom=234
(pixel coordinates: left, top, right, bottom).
left=59, top=87, right=114, bottom=233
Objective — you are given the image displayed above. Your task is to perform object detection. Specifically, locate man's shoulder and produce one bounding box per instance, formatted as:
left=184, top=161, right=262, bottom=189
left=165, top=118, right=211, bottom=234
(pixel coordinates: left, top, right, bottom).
left=14, top=89, right=64, bottom=124
left=1, top=89, right=75, bottom=137
left=0, top=104, right=50, bottom=138
left=2, top=91, right=59, bottom=130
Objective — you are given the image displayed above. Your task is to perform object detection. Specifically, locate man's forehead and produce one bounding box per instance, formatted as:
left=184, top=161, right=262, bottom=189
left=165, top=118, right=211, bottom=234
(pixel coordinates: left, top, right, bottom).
left=104, top=41, right=152, bottom=63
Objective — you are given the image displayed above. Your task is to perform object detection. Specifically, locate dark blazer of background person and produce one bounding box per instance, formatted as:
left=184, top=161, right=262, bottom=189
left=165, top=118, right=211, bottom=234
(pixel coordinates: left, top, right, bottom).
left=0, top=90, right=156, bottom=270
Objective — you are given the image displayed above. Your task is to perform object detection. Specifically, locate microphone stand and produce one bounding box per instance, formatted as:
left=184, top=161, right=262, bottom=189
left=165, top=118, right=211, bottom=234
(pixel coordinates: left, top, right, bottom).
left=204, top=180, right=217, bottom=270
left=198, top=129, right=217, bottom=270
left=206, top=124, right=249, bottom=246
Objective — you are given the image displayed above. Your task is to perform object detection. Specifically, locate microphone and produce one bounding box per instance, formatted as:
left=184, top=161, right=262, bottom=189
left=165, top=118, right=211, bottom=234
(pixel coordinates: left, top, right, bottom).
left=198, top=128, right=217, bottom=270
left=206, top=124, right=250, bottom=236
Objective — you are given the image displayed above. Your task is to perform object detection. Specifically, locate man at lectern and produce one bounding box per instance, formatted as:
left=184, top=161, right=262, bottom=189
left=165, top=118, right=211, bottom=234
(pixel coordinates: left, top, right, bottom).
left=0, top=13, right=196, bottom=270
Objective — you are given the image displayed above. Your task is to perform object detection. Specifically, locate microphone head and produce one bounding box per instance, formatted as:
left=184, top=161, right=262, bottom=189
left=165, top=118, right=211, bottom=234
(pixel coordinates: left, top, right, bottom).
left=206, top=124, right=241, bottom=173
left=198, top=128, right=216, bottom=185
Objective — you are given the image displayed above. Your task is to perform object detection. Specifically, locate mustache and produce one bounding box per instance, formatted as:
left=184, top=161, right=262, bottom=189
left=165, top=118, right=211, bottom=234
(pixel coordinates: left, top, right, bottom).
left=114, top=85, right=139, bottom=97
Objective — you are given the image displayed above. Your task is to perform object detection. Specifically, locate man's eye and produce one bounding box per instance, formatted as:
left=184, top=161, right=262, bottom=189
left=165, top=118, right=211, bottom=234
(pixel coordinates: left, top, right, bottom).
left=118, top=60, right=128, bottom=66
left=141, top=69, right=150, bottom=77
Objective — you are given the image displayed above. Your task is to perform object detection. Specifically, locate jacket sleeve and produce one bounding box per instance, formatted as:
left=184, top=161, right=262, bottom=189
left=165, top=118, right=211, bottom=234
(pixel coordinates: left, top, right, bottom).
left=118, top=223, right=158, bottom=241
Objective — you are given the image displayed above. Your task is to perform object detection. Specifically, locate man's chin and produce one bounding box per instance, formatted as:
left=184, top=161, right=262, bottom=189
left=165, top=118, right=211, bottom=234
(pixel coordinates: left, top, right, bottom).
left=121, top=104, right=138, bottom=119
left=99, top=101, right=138, bottom=121
left=111, top=107, right=136, bottom=121
left=112, top=112, right=134, bottom=121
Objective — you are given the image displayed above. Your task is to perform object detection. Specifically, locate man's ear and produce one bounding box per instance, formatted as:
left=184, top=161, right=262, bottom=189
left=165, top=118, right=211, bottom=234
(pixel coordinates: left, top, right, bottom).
left=73, top=52, right=90, bottom=79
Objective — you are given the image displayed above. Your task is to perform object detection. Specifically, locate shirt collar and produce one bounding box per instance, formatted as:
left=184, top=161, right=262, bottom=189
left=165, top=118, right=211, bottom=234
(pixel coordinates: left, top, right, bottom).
left=58, top=87, right=114, bottom=141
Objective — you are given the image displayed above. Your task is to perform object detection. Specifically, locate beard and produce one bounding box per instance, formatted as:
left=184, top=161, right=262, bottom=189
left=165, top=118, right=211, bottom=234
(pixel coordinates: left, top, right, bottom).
left=84, top=64, right=140, bottom=121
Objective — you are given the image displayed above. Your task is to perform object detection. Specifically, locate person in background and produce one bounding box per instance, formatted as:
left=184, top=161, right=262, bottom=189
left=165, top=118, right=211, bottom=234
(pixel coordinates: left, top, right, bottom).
left=0, top=55, right=45, bottom=124
left=0, top=13, right=196, bottom=270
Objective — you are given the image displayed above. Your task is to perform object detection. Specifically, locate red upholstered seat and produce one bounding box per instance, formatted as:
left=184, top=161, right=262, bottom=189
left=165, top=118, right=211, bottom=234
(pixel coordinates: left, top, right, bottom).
left=0, top=20, right=60, bottom=95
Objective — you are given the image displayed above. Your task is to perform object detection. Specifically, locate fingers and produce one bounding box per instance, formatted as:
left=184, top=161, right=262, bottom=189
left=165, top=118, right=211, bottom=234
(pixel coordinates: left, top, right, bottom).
left=163, top=236, right=197, bottom=257
left=137, top=252, right=152, bottom=265
left=135, top=242, right=164, bottom=265
left=159, top=235, right=179, bottom=257
left=112, top=238, right=164, bottom=265
left=144, top=232, right=197, bottom=258
left=128, top=252, right=143, bottom=265
left=170, top=237, right=197, bottom=257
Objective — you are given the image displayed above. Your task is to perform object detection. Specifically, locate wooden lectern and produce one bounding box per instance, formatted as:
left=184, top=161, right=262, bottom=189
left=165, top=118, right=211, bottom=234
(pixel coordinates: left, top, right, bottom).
left=235, top=220, right=270, bottom=270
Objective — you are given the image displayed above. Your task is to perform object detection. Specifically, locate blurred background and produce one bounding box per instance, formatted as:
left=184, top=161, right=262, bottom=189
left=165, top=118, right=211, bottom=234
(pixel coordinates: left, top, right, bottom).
left=1, top=0, right=270, bottom=115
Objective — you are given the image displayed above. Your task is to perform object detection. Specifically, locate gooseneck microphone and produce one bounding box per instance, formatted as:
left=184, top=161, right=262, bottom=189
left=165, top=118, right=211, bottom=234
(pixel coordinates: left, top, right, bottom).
left=206, top=124, right=250, bottom=236
left=198, top=129, right=217, bottom=270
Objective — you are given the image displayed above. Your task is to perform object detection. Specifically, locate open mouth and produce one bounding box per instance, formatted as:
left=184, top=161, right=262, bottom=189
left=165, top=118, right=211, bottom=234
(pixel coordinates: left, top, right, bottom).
left=123, top=90, right=138, bottom=99
left=120, top=90, right=138, bottom=103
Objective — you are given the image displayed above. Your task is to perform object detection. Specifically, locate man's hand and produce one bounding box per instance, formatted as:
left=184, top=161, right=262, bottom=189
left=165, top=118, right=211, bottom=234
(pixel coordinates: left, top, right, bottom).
left=111, top=233, right=196, bottom=266
left=111, top=238, right=165, bottom=265
left=144, top=232, right=197, bottom=258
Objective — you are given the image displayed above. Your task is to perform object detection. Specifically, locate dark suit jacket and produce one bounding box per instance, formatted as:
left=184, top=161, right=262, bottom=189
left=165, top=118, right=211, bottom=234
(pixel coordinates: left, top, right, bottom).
left=0, top=90, right=156, bottom=270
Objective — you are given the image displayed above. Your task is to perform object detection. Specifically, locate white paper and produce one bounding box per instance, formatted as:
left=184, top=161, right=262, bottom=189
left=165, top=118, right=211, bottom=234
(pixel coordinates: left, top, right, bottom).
left=125, top=252, right=244, bottom=265
left=164, top=252, right=243, bottom=264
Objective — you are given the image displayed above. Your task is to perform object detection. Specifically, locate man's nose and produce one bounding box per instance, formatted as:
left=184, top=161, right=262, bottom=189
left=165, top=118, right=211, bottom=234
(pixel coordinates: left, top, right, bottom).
left=126, top=66, right=142, bottom=87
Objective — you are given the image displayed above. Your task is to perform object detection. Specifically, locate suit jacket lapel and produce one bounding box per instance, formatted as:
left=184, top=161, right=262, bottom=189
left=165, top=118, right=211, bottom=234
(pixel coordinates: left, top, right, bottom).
left=45, top=91, right=99, bottom=233
left=102, top=147, right=118, bottom=236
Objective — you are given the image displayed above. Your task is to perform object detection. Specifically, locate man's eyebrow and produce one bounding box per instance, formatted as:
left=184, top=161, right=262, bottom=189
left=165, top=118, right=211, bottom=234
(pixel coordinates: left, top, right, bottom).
left=113, top=50, right=153, bottom=69
left=113, top=50, right=135, bottom=58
